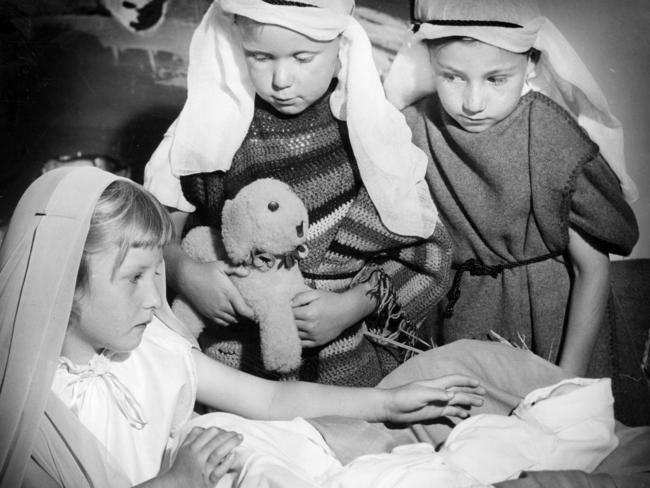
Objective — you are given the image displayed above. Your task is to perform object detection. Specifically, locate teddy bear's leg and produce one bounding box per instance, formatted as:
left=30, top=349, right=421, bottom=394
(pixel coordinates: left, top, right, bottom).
left=255, top=304, right=303, bottom=374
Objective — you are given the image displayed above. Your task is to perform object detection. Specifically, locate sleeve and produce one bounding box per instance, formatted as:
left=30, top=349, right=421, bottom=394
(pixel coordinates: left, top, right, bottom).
left=528, top=94, right=638, bottom=255
left=179, top=171, right=227, bottom=227
left=569, top=154, right=639, bottom=256
left=354, top=218, right=452, bottom=356
left=378, top=220, right=452, bottom=326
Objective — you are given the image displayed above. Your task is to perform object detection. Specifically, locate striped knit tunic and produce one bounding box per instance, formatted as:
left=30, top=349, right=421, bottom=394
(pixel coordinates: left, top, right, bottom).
left=181, top=90, right=451, bottom=386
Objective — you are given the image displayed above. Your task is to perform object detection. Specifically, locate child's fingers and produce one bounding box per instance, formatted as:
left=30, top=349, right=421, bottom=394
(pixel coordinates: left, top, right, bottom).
left=229, top=292, right=255, bottom=320
left=411, top=386, right=455, bottom=406
left=213, top=317, right=233, bottom=327
left=181, top=426, right=206, bottom=446
left=295, top=318, right=316, bottom=334
left=191, top=427, right=229, bottom=451
left=446, top=384, right=487, bottom=395
left=421, top=375, right=482, bottom=391
left=208, top=452, right=237, bottom=485
left=203, top=432, right=242, bottom=480
left=447, top=391, right=484, bottom=408
left=204, top=431, right=243, bottom=462
left=213, top=310, right=237, bottom=325
left=290, top=290, right=318, bottom=307
left=296, top=320, right=332, bottom=348
left=219, top=262, right=249, bottom=278
left=439, top=405, right=472, bottom=420
left=400, top=403, right=469, bottom=424
left=293, top=304, right=317, bottom=324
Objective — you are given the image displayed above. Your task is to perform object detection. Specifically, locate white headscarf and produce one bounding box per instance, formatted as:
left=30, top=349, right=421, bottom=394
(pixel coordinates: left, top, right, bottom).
left=0, top=167, right=194, bottom=487
left=0, top=168, right=131, bottom=488
left=384, top=0, right=638, bottom=203
left=145, top=0, right=437, bottom=238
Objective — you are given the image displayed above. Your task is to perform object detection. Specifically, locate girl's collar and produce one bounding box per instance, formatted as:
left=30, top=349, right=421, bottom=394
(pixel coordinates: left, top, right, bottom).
left=56, top=352, right=147, bottom=430
left=58, top=351, right=114, bottom=374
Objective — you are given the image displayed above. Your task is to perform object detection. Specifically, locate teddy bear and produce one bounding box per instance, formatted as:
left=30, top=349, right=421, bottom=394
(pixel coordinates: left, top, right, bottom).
left=171, top=178, right=310, bottom=374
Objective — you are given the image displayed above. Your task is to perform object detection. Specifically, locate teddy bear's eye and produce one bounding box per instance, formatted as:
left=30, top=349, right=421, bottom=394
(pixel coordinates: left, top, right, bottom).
left=268, top=201, right=279, bottom=212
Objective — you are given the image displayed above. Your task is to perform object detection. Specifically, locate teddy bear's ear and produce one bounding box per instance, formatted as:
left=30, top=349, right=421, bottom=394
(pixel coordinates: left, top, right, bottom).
left=221, top=198, right=255, bottom=265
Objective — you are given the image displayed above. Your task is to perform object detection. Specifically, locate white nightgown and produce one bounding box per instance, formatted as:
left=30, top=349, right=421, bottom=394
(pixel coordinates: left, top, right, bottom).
left=51, top=317, right=197, bottom=485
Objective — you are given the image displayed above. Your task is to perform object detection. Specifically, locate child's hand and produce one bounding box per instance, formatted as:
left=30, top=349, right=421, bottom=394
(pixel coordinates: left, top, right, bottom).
left=163, top=426, right=243, bottom=488
left=182, top=259, right=254, bottom=326
left=381, top=375, right=485, bottom=424
left=292, top=289, right=364, bottom=347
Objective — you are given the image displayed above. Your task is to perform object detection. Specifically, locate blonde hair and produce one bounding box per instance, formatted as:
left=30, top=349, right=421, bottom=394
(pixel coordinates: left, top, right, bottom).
left=72, top=180, right=173, bottom=318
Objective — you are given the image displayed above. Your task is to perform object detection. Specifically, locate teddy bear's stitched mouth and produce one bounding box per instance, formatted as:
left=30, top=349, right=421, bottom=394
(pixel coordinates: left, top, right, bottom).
left=296, top=221, right=304, bottom=238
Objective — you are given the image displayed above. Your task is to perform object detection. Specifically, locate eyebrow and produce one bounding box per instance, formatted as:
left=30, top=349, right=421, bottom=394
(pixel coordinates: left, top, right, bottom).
left=242, top=48, right=269, bottom=55
left=242, top=47, right=320, bottom=56
left=118, top=264, right=148, bottom=274
left=434, top=61, right=520, bottom=76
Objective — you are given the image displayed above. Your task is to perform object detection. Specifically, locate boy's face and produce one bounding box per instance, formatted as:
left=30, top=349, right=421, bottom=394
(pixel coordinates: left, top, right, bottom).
left=238, top=19, right=340, bottom=115
left=430, top=40, right=535, bottom=133
left=67, top=245, right=162, bottom=361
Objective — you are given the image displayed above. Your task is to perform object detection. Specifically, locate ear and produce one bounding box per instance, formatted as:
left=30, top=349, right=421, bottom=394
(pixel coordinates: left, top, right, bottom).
left=221, top=199, right=255, bottom=264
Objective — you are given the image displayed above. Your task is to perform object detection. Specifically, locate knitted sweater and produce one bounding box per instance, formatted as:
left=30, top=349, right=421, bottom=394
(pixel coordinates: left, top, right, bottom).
left=181, top=90, right=451, bottom=386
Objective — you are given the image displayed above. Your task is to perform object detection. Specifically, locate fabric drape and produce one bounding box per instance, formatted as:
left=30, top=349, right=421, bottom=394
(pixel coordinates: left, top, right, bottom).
left=145, top=0, right=437, bottom=238
left=0, top=167, right=131, bottom=488
left=383, top=0, right=637, bottom=202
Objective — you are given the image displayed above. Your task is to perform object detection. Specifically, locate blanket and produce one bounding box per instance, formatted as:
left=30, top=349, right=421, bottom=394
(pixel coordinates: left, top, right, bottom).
left=167, top=341, right=650, bottom=487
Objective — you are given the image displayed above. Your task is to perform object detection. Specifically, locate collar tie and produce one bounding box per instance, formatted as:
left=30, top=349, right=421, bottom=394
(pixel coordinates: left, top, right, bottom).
left=58, top=354, right=147, bottom=430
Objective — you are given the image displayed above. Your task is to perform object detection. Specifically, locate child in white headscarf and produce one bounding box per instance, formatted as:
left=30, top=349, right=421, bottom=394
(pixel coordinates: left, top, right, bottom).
left=144, top=0, right=452, bottom=386
left=384, top=0, right=639, bottom=377
left=0, top=167, right=482, bottom=487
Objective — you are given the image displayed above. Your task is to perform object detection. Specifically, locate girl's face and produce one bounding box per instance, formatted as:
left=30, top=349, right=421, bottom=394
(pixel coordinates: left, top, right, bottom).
left=64, top=245, right=163, bottom=363
left=238, top=20, right=340, bottom=115
left=430, top=40, right=535, bottom=133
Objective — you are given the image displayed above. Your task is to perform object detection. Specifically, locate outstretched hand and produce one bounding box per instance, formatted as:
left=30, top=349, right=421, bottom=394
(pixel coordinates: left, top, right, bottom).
left=382, top=375, right=485, bottom=424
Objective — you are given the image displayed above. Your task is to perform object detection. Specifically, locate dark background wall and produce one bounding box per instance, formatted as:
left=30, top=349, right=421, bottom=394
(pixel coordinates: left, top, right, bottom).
left=1, top=0, right=648, bottom=257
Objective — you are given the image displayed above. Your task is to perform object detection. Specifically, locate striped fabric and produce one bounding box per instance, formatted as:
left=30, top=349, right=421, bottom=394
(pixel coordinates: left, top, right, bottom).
left=180, top=91, right=452, bottom=386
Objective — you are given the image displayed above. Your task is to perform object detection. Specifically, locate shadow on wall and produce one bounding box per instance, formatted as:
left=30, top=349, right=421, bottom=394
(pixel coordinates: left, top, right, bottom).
left=0, top=0, right=409, bottom=229
left=0, top=0, right=198, bottom=224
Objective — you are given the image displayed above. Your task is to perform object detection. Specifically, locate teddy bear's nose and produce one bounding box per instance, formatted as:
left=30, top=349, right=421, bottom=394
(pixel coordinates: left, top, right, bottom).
left=296, top=221, right=304, bottom=238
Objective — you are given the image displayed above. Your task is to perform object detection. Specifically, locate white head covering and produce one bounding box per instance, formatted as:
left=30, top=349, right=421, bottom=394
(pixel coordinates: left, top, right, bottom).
left=384, top=0, right=638, bottom=202
left=145, top=0, right=437, bottom=238
left=0, top=167, right=193, bottom=487
left=0, top=168, right=131, bottom=487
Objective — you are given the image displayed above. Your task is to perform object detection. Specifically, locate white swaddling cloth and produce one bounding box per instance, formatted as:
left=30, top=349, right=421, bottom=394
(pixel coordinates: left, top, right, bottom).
left=440, top=377, right=618, bottom=485
left=165, top=377, right=617, bottom=488
left=327, top=377, right=617, bottom=487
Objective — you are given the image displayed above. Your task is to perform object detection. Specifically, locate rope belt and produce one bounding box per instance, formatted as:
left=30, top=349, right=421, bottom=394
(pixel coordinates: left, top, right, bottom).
left=443, top=251, right=562, bottom=319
